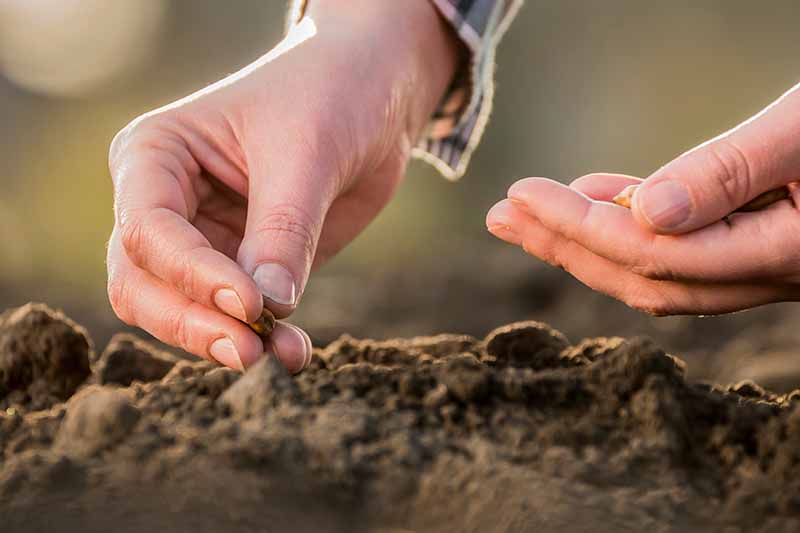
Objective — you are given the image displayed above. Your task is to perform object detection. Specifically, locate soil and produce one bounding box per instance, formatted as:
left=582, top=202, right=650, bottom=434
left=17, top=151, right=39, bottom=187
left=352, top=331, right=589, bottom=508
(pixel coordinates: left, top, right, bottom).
left=293, top=247, right=800, bottom=394
left=3, top=303, right=800, bottom=532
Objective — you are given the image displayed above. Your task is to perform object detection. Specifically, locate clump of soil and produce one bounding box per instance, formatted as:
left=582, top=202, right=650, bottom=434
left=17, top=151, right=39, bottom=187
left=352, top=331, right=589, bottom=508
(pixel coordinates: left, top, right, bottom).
left=0, top=303, right=91, bottom=411
left=2, top=303, right=800, bottom=532
left=93, top=333, right=178, bottom=386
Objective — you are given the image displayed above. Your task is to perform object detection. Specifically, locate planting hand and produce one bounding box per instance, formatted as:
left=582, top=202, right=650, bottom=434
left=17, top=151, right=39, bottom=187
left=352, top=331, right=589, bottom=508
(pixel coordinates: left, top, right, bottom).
left=107, top=1, right=459, bottom=371
left=488, top=83, right=800, bottom=315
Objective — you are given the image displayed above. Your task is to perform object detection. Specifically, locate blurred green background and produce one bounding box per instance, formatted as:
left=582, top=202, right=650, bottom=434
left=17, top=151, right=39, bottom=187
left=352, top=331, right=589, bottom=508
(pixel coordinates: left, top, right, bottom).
left=2, top=0, right=800, bottom=386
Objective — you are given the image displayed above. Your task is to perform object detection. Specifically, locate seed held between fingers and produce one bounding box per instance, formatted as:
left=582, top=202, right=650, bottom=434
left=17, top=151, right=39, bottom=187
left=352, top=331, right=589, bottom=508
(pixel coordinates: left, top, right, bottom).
left=248, top=307, right=276, bottom=343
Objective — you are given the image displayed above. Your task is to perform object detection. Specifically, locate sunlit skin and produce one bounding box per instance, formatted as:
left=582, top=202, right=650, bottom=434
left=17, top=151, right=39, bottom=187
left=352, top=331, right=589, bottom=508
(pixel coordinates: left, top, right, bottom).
left=488, top=83, right=800, bottom=316
left=107, top=1, right=460, bottom=372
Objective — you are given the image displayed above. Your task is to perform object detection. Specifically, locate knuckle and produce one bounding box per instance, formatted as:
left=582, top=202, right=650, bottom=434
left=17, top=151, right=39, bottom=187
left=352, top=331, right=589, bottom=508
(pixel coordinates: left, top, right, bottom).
left=164, top=307, right=191, bottom=352
left=547, top=249, right=567, bottom=272
left=119, top=214, right=147, bottom=265
left=624, top=288, right=674, bottom=317
left=174, top=251, right=200, bottom=298
left=629, top=260, right=674, bottom=282
left=109, top=114, right=157, bottom=171
left=521, top=239, right=560, bottom=269
left=108, top=129, right=129, bottom=172
left=253, top=204, right=319, bottom=260
left=107, top=274, right=134, bottom=325
left=705, top=140, right=753, bottom=207
left=109, top=113, right=189, bottom=183
left=118, top=207, right=170, bottom=269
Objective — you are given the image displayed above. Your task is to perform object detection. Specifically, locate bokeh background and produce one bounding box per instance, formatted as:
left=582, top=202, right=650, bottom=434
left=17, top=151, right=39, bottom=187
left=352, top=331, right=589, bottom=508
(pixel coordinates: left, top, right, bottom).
left=2, top=0, right=800, bottom=388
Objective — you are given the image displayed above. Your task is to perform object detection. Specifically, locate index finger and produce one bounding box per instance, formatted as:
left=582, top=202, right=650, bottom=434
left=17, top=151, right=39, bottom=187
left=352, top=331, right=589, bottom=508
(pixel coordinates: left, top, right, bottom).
left=507, top=177, right=800, bottom=283
left=111, top=137, right=263, bottom=324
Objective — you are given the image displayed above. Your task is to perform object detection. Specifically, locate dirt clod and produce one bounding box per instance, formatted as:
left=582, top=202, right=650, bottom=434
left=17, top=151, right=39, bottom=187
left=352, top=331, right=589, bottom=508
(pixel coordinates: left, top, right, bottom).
left=435, top=353, right=490, bottom=402
left=95, top=333, right=177, bottom=386
left=483, top=320, right=570, bottom=368
left=55, top=385, right=141, bottom=457
left=0, top=303, right=91, bottom=411
left=219, top=353, right=297, bottom=416
left=3, top=305, right=800, bottom=532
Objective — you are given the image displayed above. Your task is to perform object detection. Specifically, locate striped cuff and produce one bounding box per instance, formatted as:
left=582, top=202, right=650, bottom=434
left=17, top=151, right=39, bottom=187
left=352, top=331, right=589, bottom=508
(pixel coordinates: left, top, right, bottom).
left=287, top=0, right=521, bottom=180
left=416, top=0, right=521, bottom=180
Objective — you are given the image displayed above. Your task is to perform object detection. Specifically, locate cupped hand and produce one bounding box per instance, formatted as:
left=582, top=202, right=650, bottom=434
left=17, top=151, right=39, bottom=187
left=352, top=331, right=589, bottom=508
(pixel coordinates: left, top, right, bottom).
left=107, top=1, right=459, bottom=371
left=487, top=83, right=800, bottom=315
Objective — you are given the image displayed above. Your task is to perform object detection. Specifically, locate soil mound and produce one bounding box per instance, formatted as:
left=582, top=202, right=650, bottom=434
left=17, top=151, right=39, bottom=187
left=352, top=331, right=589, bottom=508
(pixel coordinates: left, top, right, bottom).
left=2, top=304, right=800, bottom=532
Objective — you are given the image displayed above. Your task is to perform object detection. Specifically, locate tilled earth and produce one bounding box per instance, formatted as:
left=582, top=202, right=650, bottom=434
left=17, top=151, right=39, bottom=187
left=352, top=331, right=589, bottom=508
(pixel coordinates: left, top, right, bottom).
left=2, top=303, right=800, bottom=532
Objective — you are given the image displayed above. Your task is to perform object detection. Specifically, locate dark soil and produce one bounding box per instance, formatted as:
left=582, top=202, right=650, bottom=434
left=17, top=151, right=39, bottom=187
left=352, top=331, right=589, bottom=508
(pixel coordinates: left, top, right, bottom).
left=2, top=303, right=800, bottom=532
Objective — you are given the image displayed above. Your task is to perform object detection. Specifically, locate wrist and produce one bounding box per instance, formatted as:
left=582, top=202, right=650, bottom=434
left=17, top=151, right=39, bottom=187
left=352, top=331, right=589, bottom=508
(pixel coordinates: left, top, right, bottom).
left=304, top=0, right=462, bottom=139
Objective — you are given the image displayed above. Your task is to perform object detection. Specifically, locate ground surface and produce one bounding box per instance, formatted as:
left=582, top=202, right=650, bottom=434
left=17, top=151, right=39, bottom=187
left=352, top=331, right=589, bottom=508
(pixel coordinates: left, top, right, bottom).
left=2, top=303, right=800, bottom=532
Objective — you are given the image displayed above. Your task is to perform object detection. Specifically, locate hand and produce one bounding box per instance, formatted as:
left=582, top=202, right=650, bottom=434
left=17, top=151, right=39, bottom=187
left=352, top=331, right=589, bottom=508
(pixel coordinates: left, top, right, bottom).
left=487, top=83, right=800, bottom=316
left=107, top=1, right=459, bottom=371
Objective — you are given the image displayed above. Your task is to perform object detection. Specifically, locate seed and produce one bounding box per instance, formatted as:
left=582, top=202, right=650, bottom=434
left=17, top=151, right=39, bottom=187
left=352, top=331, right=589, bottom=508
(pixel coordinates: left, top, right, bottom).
left=612, top=185, right=637, bottom=209
left=248, top=308, right=276, bottom=342
left=612, top=185, right=791, bottom=214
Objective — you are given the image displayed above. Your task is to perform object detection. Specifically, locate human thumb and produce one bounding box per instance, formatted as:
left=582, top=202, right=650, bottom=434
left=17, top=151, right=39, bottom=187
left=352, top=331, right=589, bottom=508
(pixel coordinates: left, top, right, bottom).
left=236, top=153, right=338, bottom=318
left=632, top=84, right=800, bottom=234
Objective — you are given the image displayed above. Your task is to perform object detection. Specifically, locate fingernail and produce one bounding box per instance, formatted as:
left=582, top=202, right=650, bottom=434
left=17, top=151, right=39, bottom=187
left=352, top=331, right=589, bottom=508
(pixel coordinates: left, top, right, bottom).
left=637, top=180, right=692, bottom=230
left=253, top=263, right=297, bottom=306
left=209, top=337, right=244, bottom=372
left=486, top=200, right=516, bottom=229
left=486, top=201, right=520, bottom=242
left=213, top=288, right=247, bottom=322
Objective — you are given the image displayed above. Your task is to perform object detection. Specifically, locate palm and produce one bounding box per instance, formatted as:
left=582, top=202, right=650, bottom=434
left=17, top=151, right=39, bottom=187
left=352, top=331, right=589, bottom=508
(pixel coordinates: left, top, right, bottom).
left=184, top=173, right=247, bottom=261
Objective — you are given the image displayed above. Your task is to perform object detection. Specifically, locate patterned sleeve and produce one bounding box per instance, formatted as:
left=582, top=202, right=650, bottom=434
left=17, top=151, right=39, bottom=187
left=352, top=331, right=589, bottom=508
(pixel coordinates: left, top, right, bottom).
left=417, top=0, right=521, bottom=180
left=287, top=0, right=521, bottom=180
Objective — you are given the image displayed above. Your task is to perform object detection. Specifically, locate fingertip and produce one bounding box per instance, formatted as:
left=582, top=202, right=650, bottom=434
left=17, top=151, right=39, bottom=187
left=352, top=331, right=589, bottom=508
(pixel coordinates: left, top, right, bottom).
left=486, top=199, right=524, bottom=245
left=247, top=261, right=299, bottom=319
left=297, top=325, right=314, bottom=368
left=631, top=179, right=694, bottom=234
left=209, top=336, right=244, bottom=372
left=239, top=278, right=268, bottom=324
left=270, top=323, right=311, bottom=374
left=486, top=199, right=516, bottom=228
left=630, top=190, right=659, bottom=233
left=213, top=288, right=248, bottom=322
left=211, top=273, right=264, bottom=324
left=506, top=177, right=544, bottom=203
left=231, top=327, right=267, bottom=371
left=508, top=177, right=586, bottom=206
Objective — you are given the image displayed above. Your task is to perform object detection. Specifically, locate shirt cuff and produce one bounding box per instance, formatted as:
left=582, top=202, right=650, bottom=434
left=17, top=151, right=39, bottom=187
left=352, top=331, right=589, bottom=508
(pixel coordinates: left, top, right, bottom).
left=288, top=0, right=521, bottom=180
left=416, top=0, right=521, bottom=180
